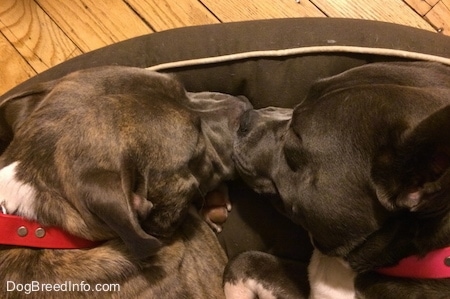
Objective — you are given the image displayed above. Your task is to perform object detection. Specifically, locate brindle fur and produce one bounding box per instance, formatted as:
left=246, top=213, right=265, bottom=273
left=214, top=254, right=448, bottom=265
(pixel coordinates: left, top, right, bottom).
left=0, top=66, right=251, bottom=298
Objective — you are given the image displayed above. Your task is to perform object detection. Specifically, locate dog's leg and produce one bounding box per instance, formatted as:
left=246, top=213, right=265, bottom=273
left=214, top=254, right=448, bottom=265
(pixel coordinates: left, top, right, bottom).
left=224, top=251, right=309, bottom=299
left=308, top=249, right=356, bottom=299
left=224, top=278, right=275, bottom=299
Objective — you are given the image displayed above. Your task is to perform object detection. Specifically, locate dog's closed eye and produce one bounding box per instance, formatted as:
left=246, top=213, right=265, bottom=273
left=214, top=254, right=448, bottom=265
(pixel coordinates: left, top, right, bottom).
left=238, top=110, right=254, bottom=136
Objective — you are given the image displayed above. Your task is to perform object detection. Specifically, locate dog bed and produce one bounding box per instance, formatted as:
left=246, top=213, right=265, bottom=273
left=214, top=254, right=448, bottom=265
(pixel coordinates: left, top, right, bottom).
left=2, top=18, right=450, bottom=106
left=1, top=17, right=450, bottom=260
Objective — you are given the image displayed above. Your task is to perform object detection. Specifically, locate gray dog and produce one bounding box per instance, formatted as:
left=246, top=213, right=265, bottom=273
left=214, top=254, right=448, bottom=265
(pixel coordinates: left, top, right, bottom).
left=0, top=66, right=251, bottom=298
left=226, top=62, right=450, bottom=298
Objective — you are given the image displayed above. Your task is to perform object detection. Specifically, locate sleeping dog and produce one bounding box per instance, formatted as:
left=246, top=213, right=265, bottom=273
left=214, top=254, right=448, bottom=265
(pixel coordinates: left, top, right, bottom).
left=0, top=66, right=251, bottom=298
left=226, top=62, right=450, bottom=298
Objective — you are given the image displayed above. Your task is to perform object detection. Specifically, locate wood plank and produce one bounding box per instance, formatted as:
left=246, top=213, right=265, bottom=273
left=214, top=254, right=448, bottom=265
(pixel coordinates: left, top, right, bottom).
left=424, top=0, right=440, bottom=6
left=125, top=0, right=219, bottom=32
left=199, top=0, right=325, bottom=22
left=311, top=0, right=436, bottom=31
left=425, top=0, right=450, bottom=34
left=0, top=33, right=36, bottom=95
left=0, top=0, right=82, bottom=73
left=36, top=0, right=152, bottom=52
left=404, top=0, right=432, bottom=15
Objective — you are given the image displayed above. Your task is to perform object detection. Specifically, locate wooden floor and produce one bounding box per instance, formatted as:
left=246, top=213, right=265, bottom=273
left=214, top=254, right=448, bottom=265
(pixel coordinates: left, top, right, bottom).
left=0, top=0, right=449, bottom=95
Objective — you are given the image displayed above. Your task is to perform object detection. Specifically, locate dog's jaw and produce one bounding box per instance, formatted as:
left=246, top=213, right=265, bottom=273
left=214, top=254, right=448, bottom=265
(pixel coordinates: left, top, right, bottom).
left=0, top=161, right=37, bottom=219
left=308, top=249, right=356, bottom=299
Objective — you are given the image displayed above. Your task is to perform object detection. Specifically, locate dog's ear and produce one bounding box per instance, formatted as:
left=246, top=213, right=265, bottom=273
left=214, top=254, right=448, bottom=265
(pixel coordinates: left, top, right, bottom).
left=0, top=82, right=56, bottom=153
left=82, top=168, right=162, bottom=259
left=372, top=105, right=450, bottom=212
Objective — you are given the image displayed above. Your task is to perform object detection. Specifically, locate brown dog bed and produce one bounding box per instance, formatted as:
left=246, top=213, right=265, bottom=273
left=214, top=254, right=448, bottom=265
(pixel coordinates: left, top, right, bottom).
left=1, top=17, right=450, bottom=262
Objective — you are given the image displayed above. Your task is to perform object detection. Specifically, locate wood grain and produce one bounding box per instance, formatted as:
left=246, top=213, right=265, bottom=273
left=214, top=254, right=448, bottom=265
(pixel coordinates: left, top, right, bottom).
left=125, top=0, right=219, bottom=32
left=0, top=0, right=448, bottom=95
left=0, top=0, right=82, bottom=73
left=404, top=0, right=432, bottom=15
left=311, top=0, right=436, bottom=31
left=199, top=0, right=325, bottom=22
left=0, top=33, right=36, bottom=95
left=425, top=0, right=450, bottom=33
left=36, top=0, right=152, bottom=52
left=425, top=0, right=441, bottom=6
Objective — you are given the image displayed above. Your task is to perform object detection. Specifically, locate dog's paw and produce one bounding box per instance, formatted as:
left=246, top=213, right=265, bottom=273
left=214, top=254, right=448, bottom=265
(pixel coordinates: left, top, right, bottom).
left=200, top=183, right=231, bottom=233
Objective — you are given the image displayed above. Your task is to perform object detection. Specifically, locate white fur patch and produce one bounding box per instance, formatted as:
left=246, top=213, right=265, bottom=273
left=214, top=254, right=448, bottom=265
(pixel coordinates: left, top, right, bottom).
left=224, top=279, right=277, bottom=299
left=0, top=162, right=37, bottom=219
left=308, top=249, right=356, bottom=299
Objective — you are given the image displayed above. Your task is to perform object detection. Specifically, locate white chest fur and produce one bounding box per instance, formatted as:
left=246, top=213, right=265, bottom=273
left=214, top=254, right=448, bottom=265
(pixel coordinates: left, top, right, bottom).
left=0, top=161, right=37, bottom=219
left=308, top=249, right=356, bottom=299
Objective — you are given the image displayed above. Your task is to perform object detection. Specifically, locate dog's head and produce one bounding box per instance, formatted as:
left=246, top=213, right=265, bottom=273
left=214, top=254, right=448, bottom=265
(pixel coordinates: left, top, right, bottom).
left=0, top=66, right=251, bottom=258
left=234, top=62, right=450, bottom=261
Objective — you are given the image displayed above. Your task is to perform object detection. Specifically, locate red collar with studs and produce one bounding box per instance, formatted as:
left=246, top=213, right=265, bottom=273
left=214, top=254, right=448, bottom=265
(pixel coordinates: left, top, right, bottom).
left=376, top=247, right=450, bottom=279
left=0, top=212, right=102, bottom=249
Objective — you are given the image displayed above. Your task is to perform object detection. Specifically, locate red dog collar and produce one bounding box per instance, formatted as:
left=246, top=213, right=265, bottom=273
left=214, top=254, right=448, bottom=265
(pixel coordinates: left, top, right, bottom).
left=0, top=213, right=101, bottom=249
left=376, top=247, right=450, bottom=279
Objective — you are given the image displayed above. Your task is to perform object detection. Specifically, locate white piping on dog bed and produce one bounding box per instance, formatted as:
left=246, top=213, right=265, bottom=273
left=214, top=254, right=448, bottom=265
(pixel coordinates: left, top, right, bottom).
left=146, top=45, right=450, bottom=71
